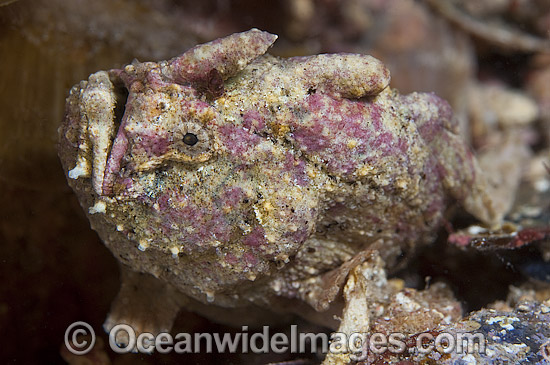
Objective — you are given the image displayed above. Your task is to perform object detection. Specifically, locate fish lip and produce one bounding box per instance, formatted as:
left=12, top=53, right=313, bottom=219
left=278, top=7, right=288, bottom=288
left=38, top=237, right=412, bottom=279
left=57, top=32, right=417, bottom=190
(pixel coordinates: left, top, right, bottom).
left=91, top=70, right=129, bottom=197
left=101, top=125, right=129, bottom=197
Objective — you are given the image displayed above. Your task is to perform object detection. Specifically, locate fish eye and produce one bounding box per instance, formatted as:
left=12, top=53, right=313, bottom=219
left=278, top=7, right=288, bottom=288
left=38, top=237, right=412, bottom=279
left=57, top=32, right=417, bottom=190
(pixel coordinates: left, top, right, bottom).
left=183, top=133, right=198, bottom=146
left=169, top=122, right=213, bottom=164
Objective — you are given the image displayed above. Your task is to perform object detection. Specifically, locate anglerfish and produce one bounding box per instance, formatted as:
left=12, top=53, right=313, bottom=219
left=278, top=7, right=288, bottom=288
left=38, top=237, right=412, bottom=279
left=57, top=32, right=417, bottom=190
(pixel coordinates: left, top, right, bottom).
left=58, top=29, right=497, bottom=335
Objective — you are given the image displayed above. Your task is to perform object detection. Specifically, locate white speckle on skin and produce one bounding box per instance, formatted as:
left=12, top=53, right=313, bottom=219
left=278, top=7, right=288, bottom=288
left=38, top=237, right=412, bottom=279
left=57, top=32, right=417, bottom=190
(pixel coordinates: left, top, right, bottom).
left=253, top=204, right=264, bottom=225
left=138, top=239, right=149, bottom=251
left=170, top=246, right=180, bottom=258
left=89, top=200, right=107, bottom=214
left=68, top=156, right=90, bottom=179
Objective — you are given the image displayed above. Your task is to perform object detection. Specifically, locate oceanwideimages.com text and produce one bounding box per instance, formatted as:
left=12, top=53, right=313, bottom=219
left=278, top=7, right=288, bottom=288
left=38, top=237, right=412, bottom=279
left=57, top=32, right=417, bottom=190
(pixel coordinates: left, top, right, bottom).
left=65, top=321, right=487, bottom=360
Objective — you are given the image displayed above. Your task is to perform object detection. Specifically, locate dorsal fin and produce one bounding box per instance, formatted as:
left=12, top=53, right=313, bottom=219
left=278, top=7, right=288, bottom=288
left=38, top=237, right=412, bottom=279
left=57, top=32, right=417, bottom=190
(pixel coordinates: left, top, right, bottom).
left=168, top=29, right=277, bottom=85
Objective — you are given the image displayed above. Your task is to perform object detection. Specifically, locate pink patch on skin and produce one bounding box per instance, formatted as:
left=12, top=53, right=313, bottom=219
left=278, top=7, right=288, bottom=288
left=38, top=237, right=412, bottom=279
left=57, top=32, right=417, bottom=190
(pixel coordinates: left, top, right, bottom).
left=138, top=134, right=170, bottom=157
left=372, top=132, right=393, bottom=150
left=243, top=252, right=258, bottom=266
left=367, top=102, right=383, bottom=130
left=225, top=253, right=238, bottom=265
left=283, top=226, right=309, bottom=244
left=291, top=120, right=326, bottom=152
left=242, top=110, right=266, bottom=132
left=294, top=160, right=309, bottom=186
left=433, top=163, right=451, bottom=197
left=156, top=191, right=172, bottom=211
left=243, top=226, right=266, bottom=247
left=283, top=153, right=308, bottom=186
left=154, top=190, right=236, bottom=251
left=219, top=187, right=244, bottom=207
left=145, top=71, right=171, bottom=91
left=403, top=93, right=454, bottom=144
left=418, top=118, right=444, bottom=143
left=290, top=94, right=405, bottom=177
left=181, top=99, right=212, bottom=119
left=218, top=124, right=262, bottom=158
left=108, top=177, right=134, bottom=198
left=396, top=138, right=409, bottom=154
left=209, top=212, right=232, bottom=242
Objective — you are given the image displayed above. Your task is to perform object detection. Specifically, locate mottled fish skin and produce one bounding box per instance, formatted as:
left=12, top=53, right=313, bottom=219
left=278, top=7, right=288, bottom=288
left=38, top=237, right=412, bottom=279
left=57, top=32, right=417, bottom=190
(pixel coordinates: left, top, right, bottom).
left=59, top=29, right=497, bottom=310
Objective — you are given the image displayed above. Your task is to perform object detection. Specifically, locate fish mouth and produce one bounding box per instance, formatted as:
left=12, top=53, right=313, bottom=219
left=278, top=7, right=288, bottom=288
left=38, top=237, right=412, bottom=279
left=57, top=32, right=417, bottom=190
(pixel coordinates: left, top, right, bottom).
left=99, top=73, right=129, bottom=197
